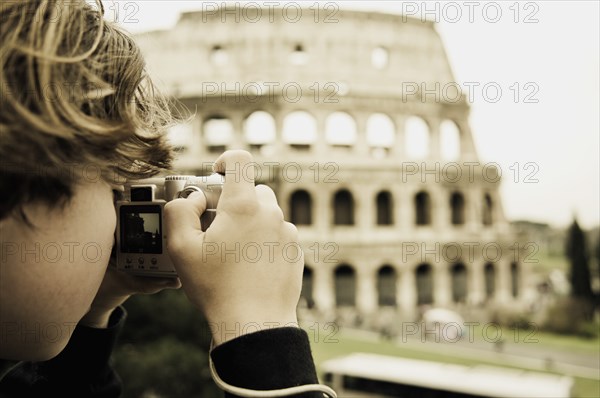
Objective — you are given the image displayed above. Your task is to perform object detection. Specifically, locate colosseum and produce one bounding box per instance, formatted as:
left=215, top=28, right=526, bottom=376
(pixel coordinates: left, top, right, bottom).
left=135, top=6, right=528, bottom=322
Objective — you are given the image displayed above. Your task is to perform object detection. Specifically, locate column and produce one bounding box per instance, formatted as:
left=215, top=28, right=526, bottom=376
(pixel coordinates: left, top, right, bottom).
left=315, top=187, right=330, bottom=239
left=465, top=186, right=480, bottom=233
left=273, top=111, right=286, bottom=154
left=354, top=112, right=369, bottom=157
left=433, top=186, right=448, bottom=233
left=456, top=120, right=478, bottom=162
left=189, top=112, right=204, bottom=159
left=434, top=263, right=451, bottom=307
left=393, top=115, right=406, bottom=159
left=313, top=111, right=328, bottom=157
left=428, top=117, right=441, bottom=160
left=399, top=266, right=417, bottom=314
left=356, top=187, right=374, bottom=232
left=313, top=265, right=335, bottom=313
left=357, top=268, right=377, bottom=315
left=468, top=261, right=485, bottom=305
left=495, top=260, right=512, bottom=303
left=230, top=114, right=246, bottom=150
left=399, top=186, right=414, bottom=232
left=391, top=185, right=403, bottom=228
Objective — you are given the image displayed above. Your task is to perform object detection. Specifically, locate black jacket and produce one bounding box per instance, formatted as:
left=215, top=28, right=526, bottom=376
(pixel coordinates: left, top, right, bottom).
left=0, top=307, right=321, bottom=397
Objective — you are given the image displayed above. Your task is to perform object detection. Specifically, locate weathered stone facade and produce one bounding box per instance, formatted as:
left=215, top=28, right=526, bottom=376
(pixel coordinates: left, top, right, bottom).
left=136, top=7, right=527, bottom=320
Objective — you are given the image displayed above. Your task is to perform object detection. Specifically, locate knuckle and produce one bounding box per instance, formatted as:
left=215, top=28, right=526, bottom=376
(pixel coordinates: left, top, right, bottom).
left=282, top=221, right=299, bottom=237
left=226, top=149, right=253, bottom=164
left=255, top=184, right=274, bottom=195
left=228, top=197, right=260, bottom=214
left=163, top=198, right=185, bottom=216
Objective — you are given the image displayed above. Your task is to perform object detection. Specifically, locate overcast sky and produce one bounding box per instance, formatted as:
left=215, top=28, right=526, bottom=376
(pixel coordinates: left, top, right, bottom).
left=112, top=1, right=599, bottom=229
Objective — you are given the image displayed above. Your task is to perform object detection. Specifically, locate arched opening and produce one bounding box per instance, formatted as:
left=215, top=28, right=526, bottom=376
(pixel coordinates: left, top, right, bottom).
left=440, top=120, right=461, bottom=161
left=451, top=263, right=468, bottom=303
left=282, top=111, right=317, bottom=151
left=416, top=264, right=433, bottom=305
left=301, top=265, right=314, bottom=309
left=244, top=111, right=276, bottom=154
left=290, top=190, right=312, bottom=226
left=511, top=262, right=519, bottom=298
left=333, top=189, right=354, bottom=225
left=325, top=112, right=357, bottom=147
left=484, top=263, right=495, bottom=300
left=483, top=193, right=493, bottom=226
left=167, top=122, right=193, bottom=153
left=209, top=44, right=229, bottom=65
left=377, top=265, right=397, bottom=306
left=405, top=116, right=430, bottom=159
left=376, top=191, right=393, bottom=225
left=415, top=191, right=431, bottom=226
left=450, top=192, right=465, bottom=225
left=203, top=115, right=233, bottom=153
left=371, top=46, right=389, bottom=69
left=289, top=43, right=309, bottom=65
left=366, top=113, right=395, bottom=158
left=334, top=264, right=356, bottom=307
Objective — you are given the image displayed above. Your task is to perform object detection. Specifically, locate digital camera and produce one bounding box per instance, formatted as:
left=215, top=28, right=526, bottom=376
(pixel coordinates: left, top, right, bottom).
left=115, top=174, right=224, bottom=277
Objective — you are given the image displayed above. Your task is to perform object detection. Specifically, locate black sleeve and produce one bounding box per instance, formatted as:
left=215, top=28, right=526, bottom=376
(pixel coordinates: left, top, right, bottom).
left=0, top=307, right=126, bottom=398
left=210, top=327, right=323, bottom=398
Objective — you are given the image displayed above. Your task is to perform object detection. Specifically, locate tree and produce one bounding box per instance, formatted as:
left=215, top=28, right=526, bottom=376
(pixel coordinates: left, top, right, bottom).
left=565, top=219, right=593, bottom=302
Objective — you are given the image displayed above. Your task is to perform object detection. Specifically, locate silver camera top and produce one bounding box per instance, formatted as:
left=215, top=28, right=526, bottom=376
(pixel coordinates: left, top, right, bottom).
left=115, top=174, right=224, bottom=277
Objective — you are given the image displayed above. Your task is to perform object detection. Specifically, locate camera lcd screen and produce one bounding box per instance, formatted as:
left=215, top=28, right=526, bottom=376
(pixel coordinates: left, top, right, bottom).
left=120, top=205, right=162, bottom=254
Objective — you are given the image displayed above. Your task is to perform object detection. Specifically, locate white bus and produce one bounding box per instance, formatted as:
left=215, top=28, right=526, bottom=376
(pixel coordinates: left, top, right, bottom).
left=321, top=353, right=574, bottom=398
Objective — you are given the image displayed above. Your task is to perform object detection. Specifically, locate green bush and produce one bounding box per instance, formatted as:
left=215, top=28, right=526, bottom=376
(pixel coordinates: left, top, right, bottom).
left=114, top=289, right=222, bottom=398
left=489, top=306, right=532, bottom=330
left=542, top=297, right=598, bottom=338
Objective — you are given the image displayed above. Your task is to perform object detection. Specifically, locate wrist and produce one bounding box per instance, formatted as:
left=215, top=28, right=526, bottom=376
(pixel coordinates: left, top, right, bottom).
left=209, top=316, right=299, bottom=346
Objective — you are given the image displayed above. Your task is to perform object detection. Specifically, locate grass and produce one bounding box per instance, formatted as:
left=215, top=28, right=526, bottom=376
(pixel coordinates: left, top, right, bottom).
left=307, top=329, right=600, bottom=398
left=468, top=323, right=600, bottom=353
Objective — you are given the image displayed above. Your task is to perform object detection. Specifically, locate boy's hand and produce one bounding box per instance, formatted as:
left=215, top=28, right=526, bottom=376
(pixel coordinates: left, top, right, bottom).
left=80, top=265, right=181, bottom=328
left=164, top=150, right=303, bottom=345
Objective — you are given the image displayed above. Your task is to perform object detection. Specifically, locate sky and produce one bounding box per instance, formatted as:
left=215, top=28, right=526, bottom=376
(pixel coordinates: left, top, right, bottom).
left=111, top=1, right=599, bottom=229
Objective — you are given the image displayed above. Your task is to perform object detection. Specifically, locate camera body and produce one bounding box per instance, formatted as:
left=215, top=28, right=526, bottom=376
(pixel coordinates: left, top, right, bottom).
left=115, top=174, right=224, bottom=277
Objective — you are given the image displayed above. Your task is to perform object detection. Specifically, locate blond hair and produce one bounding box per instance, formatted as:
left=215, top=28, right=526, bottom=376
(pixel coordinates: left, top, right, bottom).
left=0, top=0, right=175, bottom=219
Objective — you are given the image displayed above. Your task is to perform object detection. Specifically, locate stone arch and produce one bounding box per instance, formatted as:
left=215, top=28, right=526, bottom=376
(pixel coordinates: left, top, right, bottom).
left=334, top=264, right=356, bottom=307
left=209, top=44, right=229, bottom=65
left=483, top=193, right=494, bottom=226
left=167, top=122, right=193, bottom=152
left=511, top=262, right=519, bottom=298
left=244, top=111, right=276, bottom=152
left=333, top=189, right=354, bottom=225
left=289, top=42, right=309, bottom=65
left=289, top=190, right=312, bottom=226
left=282, top=111, right=317, bottom=149
left=405, top=116, right=430, bottom=159
left=451, top=263, right=468, bottom=303
left=371, top=46, right=389, bottom=69
left=301, top=265, right=314, bottom=309
left=203, top=115, right=233, bottom=153
left=416, top=263, right=433, bottom=305
left=376, top=191, right=393, bottom=225
left=450, top=192, right=465, bottom=225
left=366, top=113, right=395, bottom=157
left=440, top=119, right=461, bottom=161
left=325, top=111, right=357, bottom=147
left=415, top=191, right=431, bottom=226
left=377, top=265, right=397, bottom=306
left=484, top=262, right=495, bottom=299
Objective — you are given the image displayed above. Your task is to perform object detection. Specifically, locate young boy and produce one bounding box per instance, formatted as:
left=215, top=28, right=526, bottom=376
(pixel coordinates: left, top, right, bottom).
left=0, top=1, right=331, bottom=397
